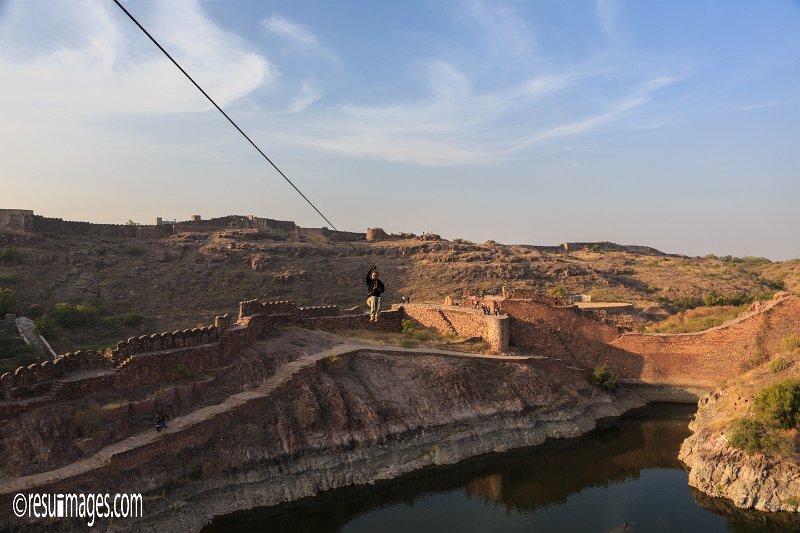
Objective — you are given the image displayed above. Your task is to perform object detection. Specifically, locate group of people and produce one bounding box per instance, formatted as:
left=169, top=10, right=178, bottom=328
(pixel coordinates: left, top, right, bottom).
left=467, top=298, right=502, bottom=316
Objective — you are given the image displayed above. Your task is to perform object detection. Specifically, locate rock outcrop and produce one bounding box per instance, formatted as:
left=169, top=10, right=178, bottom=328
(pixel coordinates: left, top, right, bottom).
left=679, top=387, right=800, bottom=512
left=2, top=350, right=653, bottom=532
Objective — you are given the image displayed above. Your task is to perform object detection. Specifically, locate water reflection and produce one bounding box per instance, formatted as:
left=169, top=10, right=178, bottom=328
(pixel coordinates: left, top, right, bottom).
left=205, top=404, right=800, bottom=533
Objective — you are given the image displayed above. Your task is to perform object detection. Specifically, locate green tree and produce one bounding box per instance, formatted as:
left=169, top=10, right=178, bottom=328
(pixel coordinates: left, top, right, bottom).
left=548, top=285, right=566, bottom=298
left=35, top=315, right=56, bottom=337
left=755, top=380, right=800, bottom=429
left=0, top=245, right=20, bottom=265
left=27, top=304, right=45, bottom=319
left=0, top=288, right=15, bottom=314
left=588, top=365, right=618, bottom=391
left=50, top=302, right=97, bottom=329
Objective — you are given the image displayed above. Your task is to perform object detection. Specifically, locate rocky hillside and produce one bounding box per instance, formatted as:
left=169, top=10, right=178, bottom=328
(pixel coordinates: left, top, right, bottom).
left=679, top=341, right=800, bottom=512
left=0, top=342, right=650, bottom=532
left=0, top=222, right=791, bottom=356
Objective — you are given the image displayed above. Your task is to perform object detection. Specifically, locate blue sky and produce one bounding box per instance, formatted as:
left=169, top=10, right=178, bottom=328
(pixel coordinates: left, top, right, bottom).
left=0, top=0, right=798, bottom=259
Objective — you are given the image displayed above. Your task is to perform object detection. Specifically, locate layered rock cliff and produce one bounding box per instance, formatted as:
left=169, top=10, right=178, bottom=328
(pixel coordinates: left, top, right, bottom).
left=4, top=350, right=656, bottom=532
left=679, top=380, right=800, bottom=512
left=138, top=352, right=654, bottom=532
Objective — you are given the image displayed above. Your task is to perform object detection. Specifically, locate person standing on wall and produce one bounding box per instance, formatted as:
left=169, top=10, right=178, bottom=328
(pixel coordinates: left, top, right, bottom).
left=366, top=266, right=385, bottom=322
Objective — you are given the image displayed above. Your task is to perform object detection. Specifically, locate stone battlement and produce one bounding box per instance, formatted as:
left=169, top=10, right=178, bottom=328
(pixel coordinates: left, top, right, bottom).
left=0, top=313, right=233, bottom=400
left=0, top=210, right=302, bottom=240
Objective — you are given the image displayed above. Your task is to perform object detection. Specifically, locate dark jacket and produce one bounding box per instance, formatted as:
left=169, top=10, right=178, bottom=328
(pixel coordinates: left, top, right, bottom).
left=366, top=270, right=385, bottom=297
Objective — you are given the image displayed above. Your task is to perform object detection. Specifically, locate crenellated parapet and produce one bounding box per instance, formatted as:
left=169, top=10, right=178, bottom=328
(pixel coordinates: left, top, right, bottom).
left=0, top=349, right=112, bottom=399
left=238, top=299, right=296, bottom=319
left=237, top=299, right=341, bottom=321
left=0, top=314, right=232, bottom=399
left=106, top=317, right=228, bottom=364
left=297, top=305, right=339, bottom=318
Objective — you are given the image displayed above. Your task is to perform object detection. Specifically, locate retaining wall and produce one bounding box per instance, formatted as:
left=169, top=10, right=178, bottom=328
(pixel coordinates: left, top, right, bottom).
left=612, top=292, right=800, bottom=385
left=400, top=305, right=509, bottom=352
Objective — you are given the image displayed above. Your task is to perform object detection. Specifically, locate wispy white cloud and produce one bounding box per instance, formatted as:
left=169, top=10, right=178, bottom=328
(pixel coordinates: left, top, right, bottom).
left=0, top=0, right=274, bottom=117
left=261, top=14, right=319, bottom=48
left=287, top=81, right=321, bottom=113
left=456, top=0, right=535, bottom=58
left=595, top=0, right=621, bottom=40
left=737, top=100, right=793, bottom=112
left=264, top=60, right=677, bottom=166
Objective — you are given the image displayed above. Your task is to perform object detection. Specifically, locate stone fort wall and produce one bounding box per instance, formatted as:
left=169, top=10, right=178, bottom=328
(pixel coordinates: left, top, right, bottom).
left=612, top=292, right=800, bottom=386
left=399, top=304, right=509, bottom=352
left=0, top=300, right=404, bottom=404
left=0, top=313, right=234, bottom=401
left=0, top=210, right=302, bottom=240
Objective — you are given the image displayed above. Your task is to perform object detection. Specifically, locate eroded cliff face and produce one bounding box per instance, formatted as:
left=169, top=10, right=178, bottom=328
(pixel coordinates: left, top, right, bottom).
left=679, top=388, right=800, bottom=512
left=10, top=351, right=651, bottom=532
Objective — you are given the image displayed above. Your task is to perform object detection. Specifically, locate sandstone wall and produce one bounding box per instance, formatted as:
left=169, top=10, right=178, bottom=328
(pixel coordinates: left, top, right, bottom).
left=400, top=304, right=509, bottom=352
left=499, top=299, right=644, bottom=378
left=301, top=310, right=403, bottom=332
left=30, top=215, right=172, bottom=239
left=0, top=210, right=300, bottom=239
left=502, top=299, right=620, bottom=346
left=612, top=292, right=800, bottom=386
left=0, top=209, right=34, bottom=232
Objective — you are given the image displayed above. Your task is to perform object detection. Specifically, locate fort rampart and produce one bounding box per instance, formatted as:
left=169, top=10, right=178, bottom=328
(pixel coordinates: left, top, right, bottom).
left=0, top=210, right=302, bottom=239
left=400, top=304, right=509, bottom=352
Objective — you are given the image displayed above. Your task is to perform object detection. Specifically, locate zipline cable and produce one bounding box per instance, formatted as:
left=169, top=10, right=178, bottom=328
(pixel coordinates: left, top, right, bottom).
left=111, top=0, right=372, bottom=267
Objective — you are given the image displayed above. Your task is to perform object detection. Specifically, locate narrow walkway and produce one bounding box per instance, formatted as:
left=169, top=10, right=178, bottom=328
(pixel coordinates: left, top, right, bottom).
left=0, top=344, right=536, bottom=495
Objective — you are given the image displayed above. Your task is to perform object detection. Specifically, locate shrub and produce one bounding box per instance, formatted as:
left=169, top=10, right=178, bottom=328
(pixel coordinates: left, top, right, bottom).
left=323, top=352, right=340, bottom=370
left=0, top=272, right=19, bottom=284
left=0, top=288, right=15, bottom=314
left=547, top=285, right=566, bottom=298
left=27, top=304, right=45, bottom=319
left=50, top=302, right=97, bottom=329
left=740, top=350, right=767, bottom=371
left=34, top=315, right=56, bottom=337
left=73, top=406, right=104, bottom=438
left=401, top=319, right=415, bottom=335
left=728, top=417, right=795, bottom=457
left=770, top=357, right=791, bottom=373
left=728, top=417, right=769, bottom=453
left=671, top=295, right=702, bottom=309
left=118, top=312, right=145, bottom=327
left=588, top=365, right=618, bottom=391
left=0, top=245, right=20, bottom=265
left=782, top=334, right=800, bottom=354
left=754, top=380, right=800, bottom=429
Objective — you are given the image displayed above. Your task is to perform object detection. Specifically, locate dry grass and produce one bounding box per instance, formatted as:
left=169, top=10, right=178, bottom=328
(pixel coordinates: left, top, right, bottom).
left=782, top=334, right=800, bottom=354
left=646, top=305, right=747, bottom=333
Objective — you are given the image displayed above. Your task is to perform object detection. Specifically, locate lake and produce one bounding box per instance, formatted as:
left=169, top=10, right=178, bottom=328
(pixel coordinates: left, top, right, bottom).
left=205, top=403, right=800, bottom=533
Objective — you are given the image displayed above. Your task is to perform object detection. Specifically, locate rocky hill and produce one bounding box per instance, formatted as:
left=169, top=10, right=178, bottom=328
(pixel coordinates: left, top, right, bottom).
left=679, top=340, right=800, bottom=511
left=0, top=211, right=794, bottom=360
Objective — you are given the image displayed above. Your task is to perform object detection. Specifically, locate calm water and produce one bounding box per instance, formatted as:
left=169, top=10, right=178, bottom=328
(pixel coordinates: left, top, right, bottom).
left=206, top=404, right=800, bottom=533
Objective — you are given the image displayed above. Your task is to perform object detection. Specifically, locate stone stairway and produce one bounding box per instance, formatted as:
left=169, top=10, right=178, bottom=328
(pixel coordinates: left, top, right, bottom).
left=46, top=379, right=66, bottom=400
left=436, top=310, right=458, bottom=335
left=0, top=344, right=535, bottom=495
